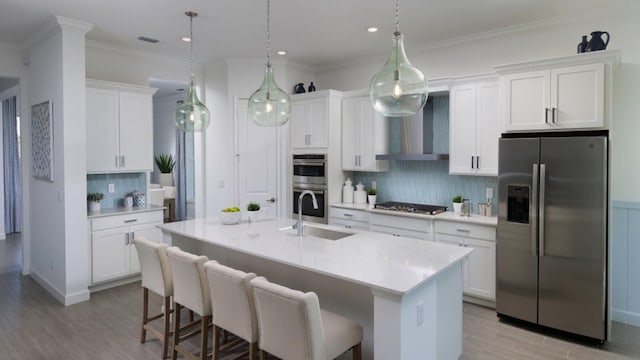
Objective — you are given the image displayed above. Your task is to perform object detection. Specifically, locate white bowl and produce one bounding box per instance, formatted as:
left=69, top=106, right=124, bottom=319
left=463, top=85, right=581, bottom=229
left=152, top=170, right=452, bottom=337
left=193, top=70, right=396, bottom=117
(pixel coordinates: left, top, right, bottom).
left=219, top=211, right=241, bottom=225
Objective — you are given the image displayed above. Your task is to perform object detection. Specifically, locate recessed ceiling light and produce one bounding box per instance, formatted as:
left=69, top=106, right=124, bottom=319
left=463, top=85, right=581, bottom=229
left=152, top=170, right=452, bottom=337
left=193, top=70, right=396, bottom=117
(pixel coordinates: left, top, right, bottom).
left=366, top=27, right=378, bottom=33
left=138, top=36, right=159, bottom=44
left=277, top=50, right=287, bottom=55
left=181, top=36, right=191, bottom=42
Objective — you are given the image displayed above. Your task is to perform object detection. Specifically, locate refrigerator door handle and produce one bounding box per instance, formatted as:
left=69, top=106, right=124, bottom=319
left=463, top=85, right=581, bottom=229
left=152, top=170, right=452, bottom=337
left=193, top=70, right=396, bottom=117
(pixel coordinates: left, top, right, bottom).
left=532, top=164, right=539, bottom=256
left=539, top=164, right=547, bottom=257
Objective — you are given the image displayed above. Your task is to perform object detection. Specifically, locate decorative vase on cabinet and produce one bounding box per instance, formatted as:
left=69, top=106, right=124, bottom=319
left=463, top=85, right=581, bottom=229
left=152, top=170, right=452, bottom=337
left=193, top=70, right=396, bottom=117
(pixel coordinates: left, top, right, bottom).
left=159, top=173, right=173, bottom=187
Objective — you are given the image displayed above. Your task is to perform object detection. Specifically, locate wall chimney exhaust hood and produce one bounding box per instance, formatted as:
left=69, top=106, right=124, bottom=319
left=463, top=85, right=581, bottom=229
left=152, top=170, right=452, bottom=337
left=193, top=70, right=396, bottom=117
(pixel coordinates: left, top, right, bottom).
left=376, top=96, right=449, bottom=161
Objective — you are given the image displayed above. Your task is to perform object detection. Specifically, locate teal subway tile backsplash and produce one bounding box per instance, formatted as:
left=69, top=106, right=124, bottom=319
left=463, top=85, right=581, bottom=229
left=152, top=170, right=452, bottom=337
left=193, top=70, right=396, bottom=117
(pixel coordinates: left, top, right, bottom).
left=87, top=173, right=147, bottom=209
left=353, top=161, right=497, bottom=214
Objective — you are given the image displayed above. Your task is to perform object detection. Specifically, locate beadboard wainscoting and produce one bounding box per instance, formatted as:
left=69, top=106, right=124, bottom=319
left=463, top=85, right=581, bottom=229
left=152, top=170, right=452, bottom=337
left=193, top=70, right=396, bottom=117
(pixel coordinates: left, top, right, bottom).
left=612, top=201, right=640, bottom=327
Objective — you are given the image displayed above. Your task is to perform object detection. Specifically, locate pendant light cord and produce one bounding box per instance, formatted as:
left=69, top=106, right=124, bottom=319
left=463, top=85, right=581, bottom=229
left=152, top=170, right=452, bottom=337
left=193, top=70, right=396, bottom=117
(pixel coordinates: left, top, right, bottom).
left=395, top=0, right=400, bottom=34
left=266, top=0, right=271, bottom=67
left=186, top=11, right=197, bottom=83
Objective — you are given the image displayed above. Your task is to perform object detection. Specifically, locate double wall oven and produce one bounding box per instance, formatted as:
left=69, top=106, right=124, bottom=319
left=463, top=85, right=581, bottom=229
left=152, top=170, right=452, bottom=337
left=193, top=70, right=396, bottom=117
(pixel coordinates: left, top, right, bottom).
left=292, top=154, right=327, bottom=224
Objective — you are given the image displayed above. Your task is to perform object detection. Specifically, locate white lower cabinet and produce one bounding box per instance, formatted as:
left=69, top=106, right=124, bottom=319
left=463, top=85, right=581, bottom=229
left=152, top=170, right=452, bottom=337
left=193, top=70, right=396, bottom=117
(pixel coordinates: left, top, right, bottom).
left=329, top=206, right=369, bottom=231
left=369, top=213, right=430, bottom=240
left=435, top=220, right=496, bottom=300
left=88, top=210, right=163, bottom=284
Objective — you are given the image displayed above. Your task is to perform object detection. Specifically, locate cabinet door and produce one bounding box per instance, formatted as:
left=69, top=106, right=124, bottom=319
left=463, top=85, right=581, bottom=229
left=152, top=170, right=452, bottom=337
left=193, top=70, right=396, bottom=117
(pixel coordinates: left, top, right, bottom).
left=551, top=63, right=604, bottom=129
left=341, top=98, right=358, bottom=169
left=91, top=228, right=128, bottom=283
left=370, top=225, right=427, bottom=240
left=291, top=98, right=328, bottom=149
left=475, top=82, right=500, bottom=175
left=465, top=238, right=496, bottom=300
left=502, top=70, right=550, bottom=131
left=128, top=223, right=162, bottom=274
left=359, top=100, right=388, bottom=171
left=449, top=84, right=477, bottom=174
left=86, top=88, right=119, bottom=172
left=119, top=92, right=153, bottom=171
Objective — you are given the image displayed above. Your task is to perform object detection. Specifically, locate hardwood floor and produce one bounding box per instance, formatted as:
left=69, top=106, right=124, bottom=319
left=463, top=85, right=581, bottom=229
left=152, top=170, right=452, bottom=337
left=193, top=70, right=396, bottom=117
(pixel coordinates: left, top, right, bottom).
left=0, top=235, right=638, bottom=359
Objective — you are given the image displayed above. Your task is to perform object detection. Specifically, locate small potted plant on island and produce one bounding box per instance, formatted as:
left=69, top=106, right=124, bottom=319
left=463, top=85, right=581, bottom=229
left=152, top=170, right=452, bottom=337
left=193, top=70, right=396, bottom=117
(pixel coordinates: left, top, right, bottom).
left=154, top=154, right=175, bottom=187
left=87, top=193, right=104, bottom=212
left=452, top=195, right=463, bottom=215
left=247, top=202, right=261, bottom=223
left=367, top=189, right=377, bottom=208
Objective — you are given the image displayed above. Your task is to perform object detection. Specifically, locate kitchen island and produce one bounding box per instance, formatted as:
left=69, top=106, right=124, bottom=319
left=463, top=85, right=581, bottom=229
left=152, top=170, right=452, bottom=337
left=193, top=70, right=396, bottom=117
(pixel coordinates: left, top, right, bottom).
left=158, top=217, right=472, bottom=360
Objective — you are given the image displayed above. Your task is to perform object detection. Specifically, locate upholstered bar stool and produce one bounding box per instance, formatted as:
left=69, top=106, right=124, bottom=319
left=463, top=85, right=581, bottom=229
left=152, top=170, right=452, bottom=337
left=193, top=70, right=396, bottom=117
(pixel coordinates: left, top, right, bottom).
left=166, top=247, right=212, bottom=360
left=204, top=261, right=259, bottom=359
left=250, top=277, right=363, bottom=360
left=133, top=237, right=174, bottom=358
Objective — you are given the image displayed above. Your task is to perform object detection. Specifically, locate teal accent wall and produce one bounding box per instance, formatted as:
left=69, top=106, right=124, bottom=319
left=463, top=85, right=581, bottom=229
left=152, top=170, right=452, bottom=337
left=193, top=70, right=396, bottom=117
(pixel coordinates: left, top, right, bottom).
left=353, top=94, right=496, bottom=214
left=353, top=161, right=496, bottom=212
left=87, top=173, right=147, bottom=209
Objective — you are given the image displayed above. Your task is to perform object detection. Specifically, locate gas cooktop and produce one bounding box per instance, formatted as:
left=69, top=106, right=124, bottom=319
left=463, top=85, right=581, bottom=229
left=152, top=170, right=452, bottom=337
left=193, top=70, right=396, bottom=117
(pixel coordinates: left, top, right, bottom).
left=374, top=201, right=447, bottom=215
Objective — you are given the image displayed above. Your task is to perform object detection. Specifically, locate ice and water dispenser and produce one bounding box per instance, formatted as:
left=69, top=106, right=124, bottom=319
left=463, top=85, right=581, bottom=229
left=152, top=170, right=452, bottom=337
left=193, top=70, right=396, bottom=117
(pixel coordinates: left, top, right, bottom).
left=507, top=185, right=530, bottom=224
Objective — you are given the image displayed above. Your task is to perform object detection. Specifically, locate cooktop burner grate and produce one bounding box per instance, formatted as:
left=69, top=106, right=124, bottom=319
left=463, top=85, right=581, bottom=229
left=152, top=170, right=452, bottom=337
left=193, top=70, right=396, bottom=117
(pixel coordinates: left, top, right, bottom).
left=374, top=201, right=447, bottom=215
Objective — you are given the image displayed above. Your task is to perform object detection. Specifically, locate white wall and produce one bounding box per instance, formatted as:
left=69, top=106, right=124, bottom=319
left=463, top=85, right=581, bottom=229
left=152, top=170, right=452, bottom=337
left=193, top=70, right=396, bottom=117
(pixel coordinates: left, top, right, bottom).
left=26, top=17, right=92, bottom=305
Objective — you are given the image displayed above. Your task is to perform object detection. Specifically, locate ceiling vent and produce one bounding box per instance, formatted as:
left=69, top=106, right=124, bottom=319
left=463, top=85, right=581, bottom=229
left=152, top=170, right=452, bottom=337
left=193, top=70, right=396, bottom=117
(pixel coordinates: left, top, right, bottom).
left=137, top=36, right=159, bottom=44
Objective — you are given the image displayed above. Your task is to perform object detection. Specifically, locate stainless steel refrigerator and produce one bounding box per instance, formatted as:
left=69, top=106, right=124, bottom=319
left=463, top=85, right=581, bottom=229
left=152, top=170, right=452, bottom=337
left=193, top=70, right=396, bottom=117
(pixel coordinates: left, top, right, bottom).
left=496, top=131, right=608, bottom=341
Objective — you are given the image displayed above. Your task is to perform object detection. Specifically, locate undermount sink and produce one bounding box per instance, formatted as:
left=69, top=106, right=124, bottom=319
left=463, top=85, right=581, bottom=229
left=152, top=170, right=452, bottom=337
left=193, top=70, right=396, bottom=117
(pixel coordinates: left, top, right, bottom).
left=280, top=224, right=354, bottom=240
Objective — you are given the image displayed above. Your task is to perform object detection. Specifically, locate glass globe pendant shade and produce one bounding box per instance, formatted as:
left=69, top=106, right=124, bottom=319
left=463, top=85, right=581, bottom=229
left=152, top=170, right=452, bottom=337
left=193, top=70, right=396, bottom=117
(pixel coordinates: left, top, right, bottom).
left=174, top=80, right=211, bottom=132
left=248, top=65, right=291, bottom=126
left=369, top=32, right=428, bottom=117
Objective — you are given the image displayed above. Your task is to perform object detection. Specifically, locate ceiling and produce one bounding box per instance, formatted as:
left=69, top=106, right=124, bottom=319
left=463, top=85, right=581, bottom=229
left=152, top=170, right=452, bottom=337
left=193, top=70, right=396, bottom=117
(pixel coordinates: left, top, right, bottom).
left=0, top=0, right=620, bottom=70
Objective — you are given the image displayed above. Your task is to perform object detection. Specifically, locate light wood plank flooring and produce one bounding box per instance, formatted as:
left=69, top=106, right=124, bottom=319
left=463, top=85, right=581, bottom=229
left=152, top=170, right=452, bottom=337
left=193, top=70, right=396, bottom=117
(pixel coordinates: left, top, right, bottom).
left=1, top=235, right=638, bottom=359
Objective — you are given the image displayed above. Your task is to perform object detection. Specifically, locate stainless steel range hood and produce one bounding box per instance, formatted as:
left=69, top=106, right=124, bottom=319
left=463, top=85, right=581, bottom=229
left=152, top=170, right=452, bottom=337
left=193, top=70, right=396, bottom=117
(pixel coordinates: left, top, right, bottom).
left=376, top=96, right=449, bottom=161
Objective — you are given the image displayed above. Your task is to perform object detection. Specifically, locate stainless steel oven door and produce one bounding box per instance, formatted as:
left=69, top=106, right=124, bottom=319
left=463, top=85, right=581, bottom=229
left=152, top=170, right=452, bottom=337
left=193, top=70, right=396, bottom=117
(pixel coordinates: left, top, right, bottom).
left=292, top=185, right=327, bottom=224
left=292, top=155, right=326, bottom=186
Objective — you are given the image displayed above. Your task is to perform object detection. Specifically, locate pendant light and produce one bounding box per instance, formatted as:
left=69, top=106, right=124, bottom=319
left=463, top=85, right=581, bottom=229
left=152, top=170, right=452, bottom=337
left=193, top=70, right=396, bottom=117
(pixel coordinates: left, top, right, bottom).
left=369, top=0, right=428, bottom=117
left=174, top=11, right=211, bottom=132
left=248, top=0, right=291, bottom=127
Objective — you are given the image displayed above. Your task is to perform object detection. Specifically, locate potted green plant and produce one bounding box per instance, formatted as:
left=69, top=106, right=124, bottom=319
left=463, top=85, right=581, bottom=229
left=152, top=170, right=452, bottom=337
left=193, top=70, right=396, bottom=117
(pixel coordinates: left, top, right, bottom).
left=154, top=154, right=175, bottom=186
left=367, top=188, right=377, bottom=207
left=247, top=202, right=261, bottom=223
left=87, top=193, right=104, bottom=212
left=452, top=195, right=463, bottom=215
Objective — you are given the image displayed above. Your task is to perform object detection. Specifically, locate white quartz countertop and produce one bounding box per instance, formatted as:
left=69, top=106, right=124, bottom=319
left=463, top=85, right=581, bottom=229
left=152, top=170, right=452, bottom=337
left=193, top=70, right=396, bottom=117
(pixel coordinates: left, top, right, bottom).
left=331, top=203, right=498, bottom=226
left=87, top=205, right=164, bottom=219
left=158, top=217, right=472, bottom=296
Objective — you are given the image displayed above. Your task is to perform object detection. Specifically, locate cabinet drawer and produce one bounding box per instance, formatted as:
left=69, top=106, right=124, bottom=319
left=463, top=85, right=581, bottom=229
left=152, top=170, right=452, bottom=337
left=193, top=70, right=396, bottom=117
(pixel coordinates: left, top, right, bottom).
left=329, top=218, right=369, bottom=232
left=329, top=207, right=369, bottom=223
left=90, top=210, right=163, bottom=231
left=369, top=213, right=430, bottom=233
left=370, top=225, right=427, bottom=240
left=435, top=220, right=495, bottom=241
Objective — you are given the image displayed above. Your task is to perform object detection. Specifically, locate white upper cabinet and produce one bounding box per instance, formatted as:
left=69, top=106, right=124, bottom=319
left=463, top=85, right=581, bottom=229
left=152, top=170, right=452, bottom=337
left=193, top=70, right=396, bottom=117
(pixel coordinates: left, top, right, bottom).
left=496, top=50, right=619, bottom=132
left=342, top=93, right=389, bottom=172
left=291, top=90, right=342, bottom=150
left=449, top=80, right=499, bottom=176
left=86, top=79, right=156, bottom=173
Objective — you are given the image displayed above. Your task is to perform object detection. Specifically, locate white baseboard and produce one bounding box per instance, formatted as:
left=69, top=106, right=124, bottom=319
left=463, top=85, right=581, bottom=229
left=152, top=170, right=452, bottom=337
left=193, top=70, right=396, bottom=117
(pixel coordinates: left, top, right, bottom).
left=0, top=233, right=5, bottom=240
left=612, top=308, right=640, bottom=327
left=29, top=268, right=90, bottom=306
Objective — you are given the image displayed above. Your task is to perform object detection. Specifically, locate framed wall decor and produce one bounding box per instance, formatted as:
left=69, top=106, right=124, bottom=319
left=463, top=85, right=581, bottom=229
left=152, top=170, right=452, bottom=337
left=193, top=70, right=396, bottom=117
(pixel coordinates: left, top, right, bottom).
left=31, top=100, right=54, bottom=182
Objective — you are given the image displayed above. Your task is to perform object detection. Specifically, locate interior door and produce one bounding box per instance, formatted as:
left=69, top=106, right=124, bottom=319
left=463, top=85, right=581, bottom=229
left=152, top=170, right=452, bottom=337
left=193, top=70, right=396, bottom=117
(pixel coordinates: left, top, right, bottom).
left=236, top=98, right=279, bottom=218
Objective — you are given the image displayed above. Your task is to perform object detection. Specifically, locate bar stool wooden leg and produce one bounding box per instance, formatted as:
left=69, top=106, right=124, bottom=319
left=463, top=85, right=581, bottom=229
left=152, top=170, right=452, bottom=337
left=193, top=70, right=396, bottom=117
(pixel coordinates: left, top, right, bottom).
left=200, top=315, right=210, bottom=360
left=172, top=302, right=182, bottom=360
left=259, top=350, right=266, bottom=360
left=141, top=287, right=149, bottom=343
left=249, top=342, right=258, bottom=360
left=162, top=295, right=171, bottom=359
left=352, top=343, right=362, bottom=360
